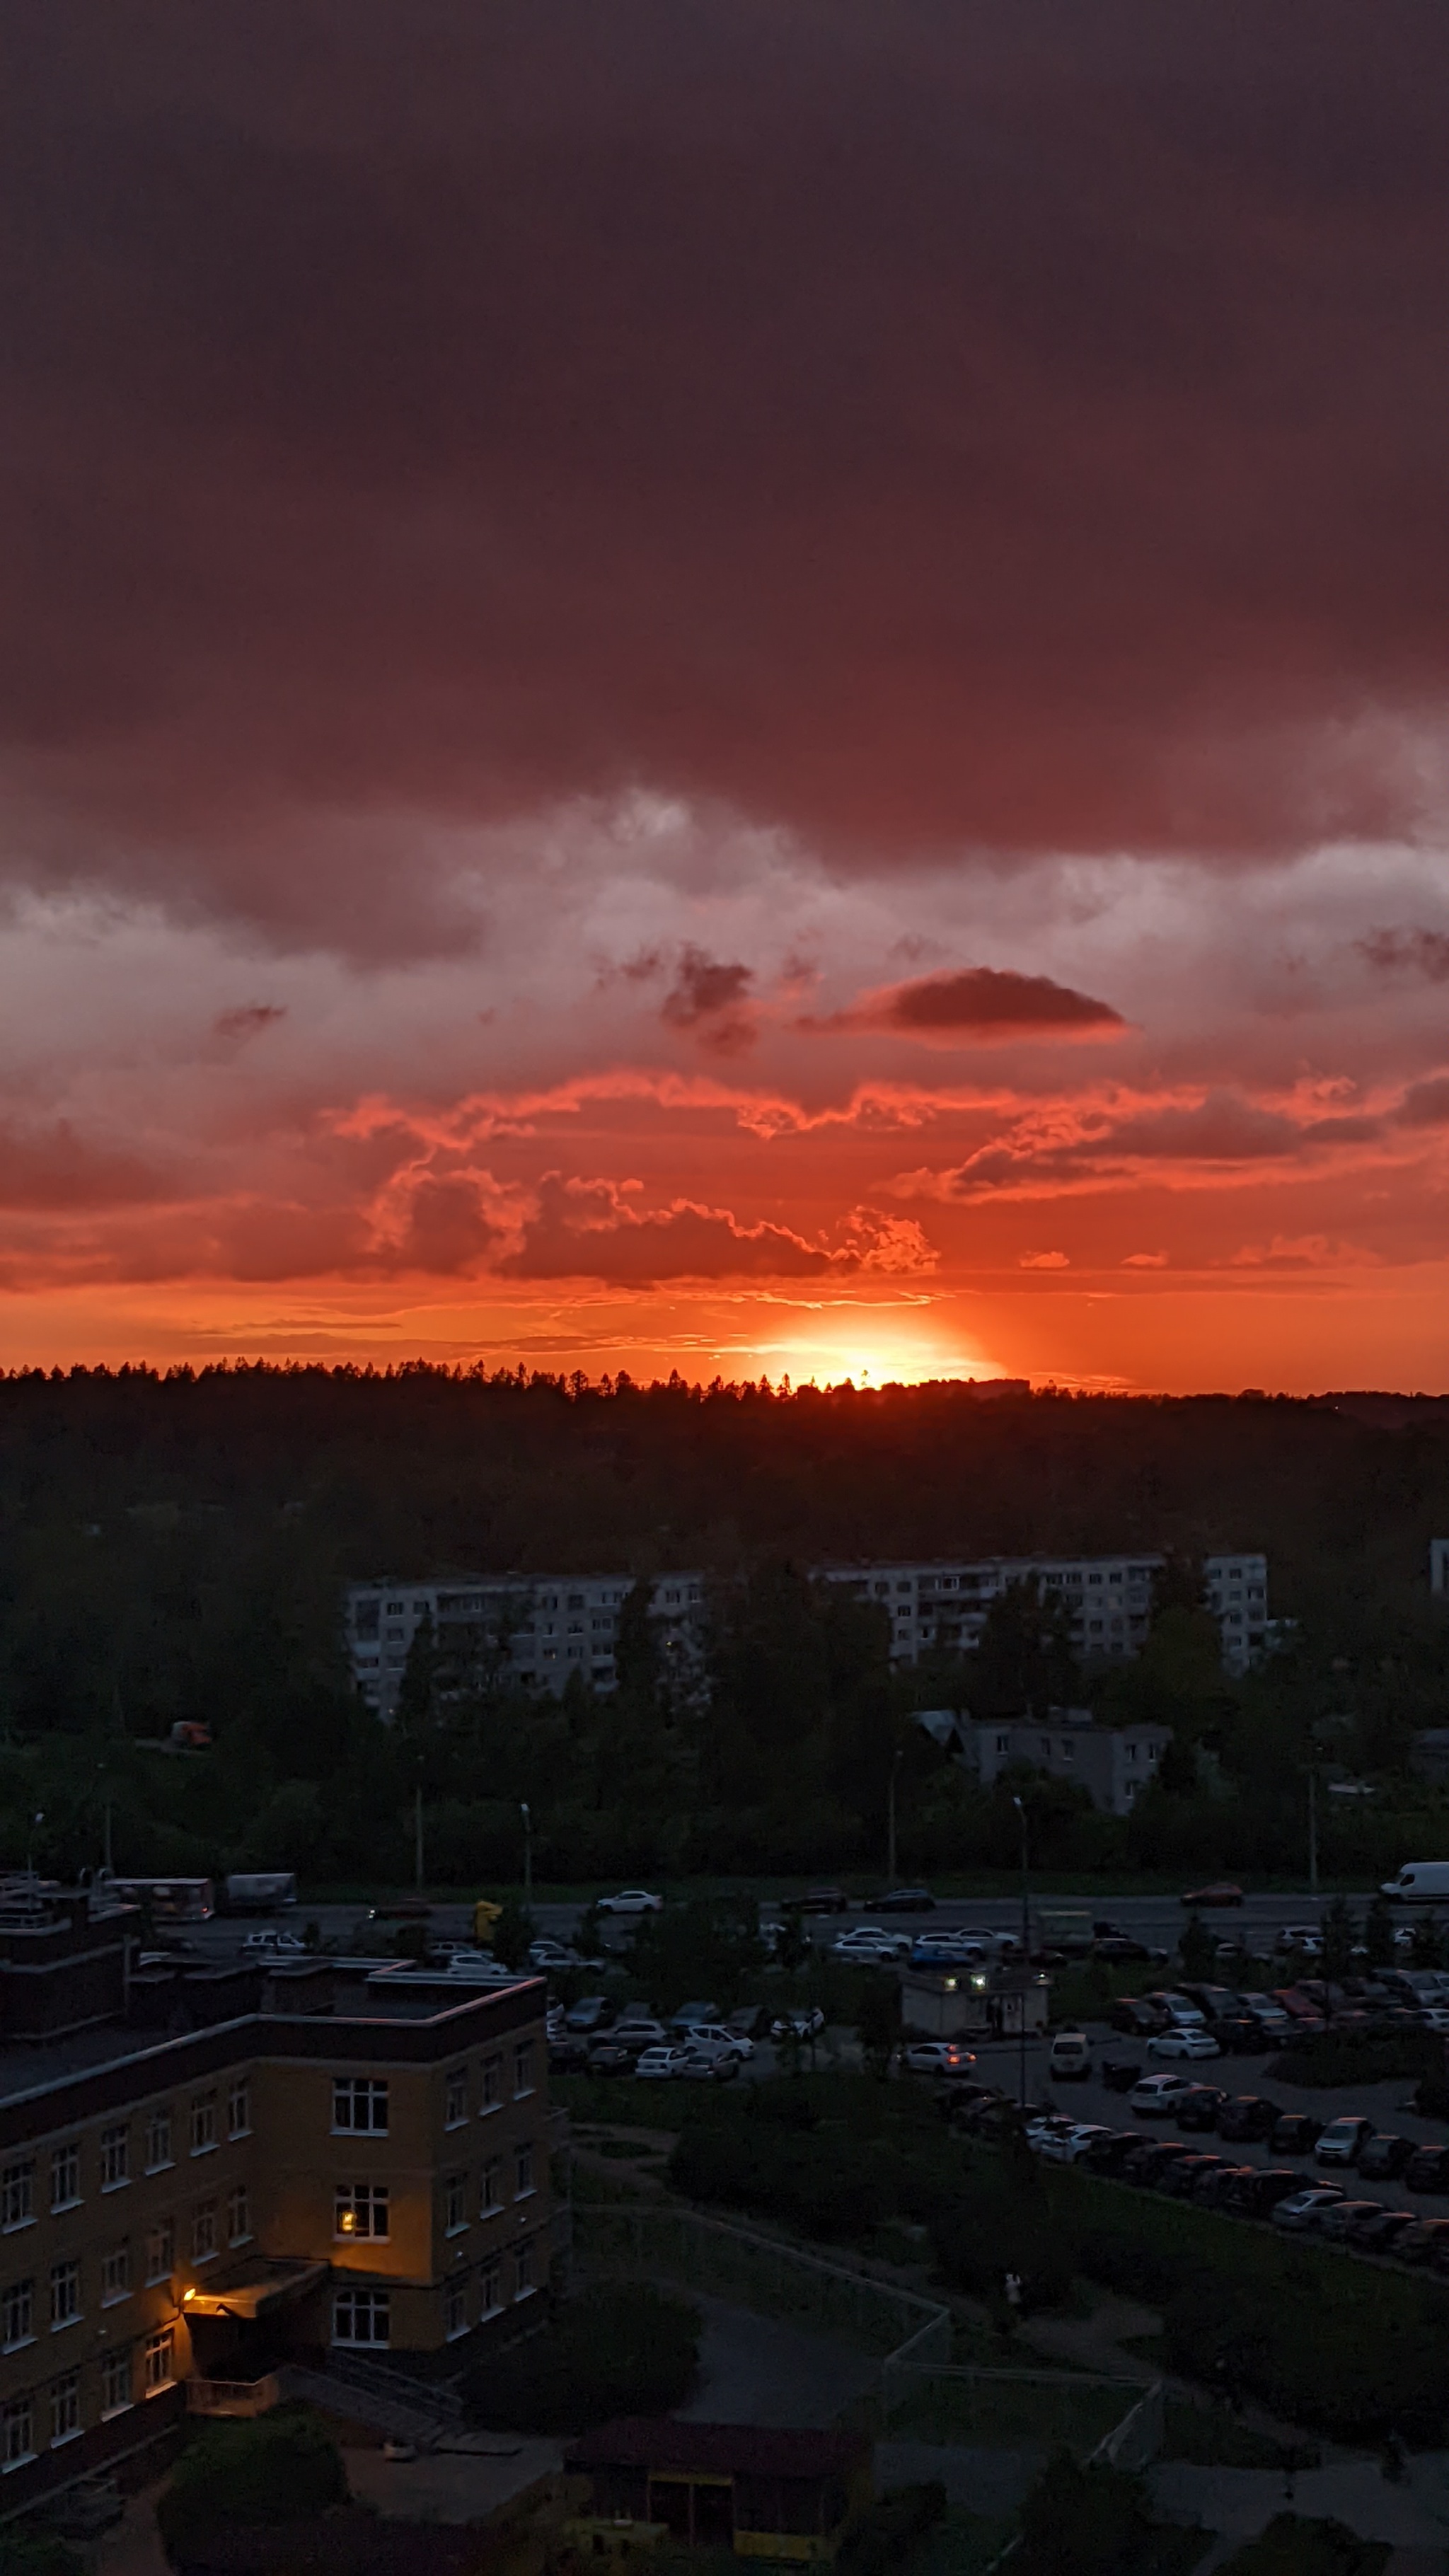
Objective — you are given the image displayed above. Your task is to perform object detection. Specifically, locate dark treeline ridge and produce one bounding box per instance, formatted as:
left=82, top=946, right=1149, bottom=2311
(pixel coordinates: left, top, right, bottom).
left=0, top=1362, right=1447, bottom=1888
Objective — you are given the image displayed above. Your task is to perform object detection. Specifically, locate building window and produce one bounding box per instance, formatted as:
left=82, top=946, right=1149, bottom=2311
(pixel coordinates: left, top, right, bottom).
left=444, top=2176, right=467, bottom=2236
left=101, top=2348, right=132, bottom=2418
left=514, top=2144, right=534, bottom=2202
left=445, top=2069, right=467, bottom=2129
left=100, top=2125, right=130, bottom=2192
left=192, top=2202, right=218, bottom=2265
left=50, top=2372, right=81, bottom=2448
left=2, top=2398, right=34, bottom=2469
left=145, top=2222, right=174, bottom=2286
left=227, top=2080, right=251, bottom=2139
left=333, top=2288, right=390, bottom=2347
left=514, top=2240, right=536, bottom=2301
left=480, top=2055, right=502, bottom=2115
left=144, top=2110, right=173, bottom=2173
left=190, top=2096, right=217, bottom=2157
left=333, top=2079, right=388, bottom=2136
left=101, top=2245, right=130, bottom=2306
left=445, top=2280, right=468, bottom=2342
left=49, top=2145, right=80, bottom=2213
left=144, top=2329, right=175, bottom=2393
left=227, top=2185, right=251, bottom=2247
left=3, top=2279, right=33, bottom=2350
left=480, top=2158, right=502, bottom=2217
left=480, top=2261, right=502, bottom=2317
left=335, top=2184, right=389, bottom=2243
left=50, top=2261, right=81, bottom=2331
left=513, top=2043, right=535, bottom=2099
left=995, top=1734, right=1010, bottom=1754
left=2, top=2164, right=34, bottom=2233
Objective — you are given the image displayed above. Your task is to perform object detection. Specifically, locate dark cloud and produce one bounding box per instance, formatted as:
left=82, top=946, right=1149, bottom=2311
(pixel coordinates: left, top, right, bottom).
left=214, top=1003, right=287, bottom=1041
left=1393, top=1075, right=1449, bottom=1128
left=1358, top=928, right=1449, bottom=983
left=823, top=966, right=1124, bottom=1041
left=659, top=948, right=755, bottom=1054
left=501, top=1174, right=841, bottom=1282
left=0, top=1121, right=166, bottom=1211
left=4, top=5, right=1449, bottom=953
left=936, top=1089, right=1355, bottom=1199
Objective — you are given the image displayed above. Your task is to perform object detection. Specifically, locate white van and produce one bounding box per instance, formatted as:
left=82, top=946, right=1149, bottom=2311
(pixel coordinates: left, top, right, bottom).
left=1049, top=2031, right=1092, bottom=2081
left=1381, top=1861, right=1449, bottom=1904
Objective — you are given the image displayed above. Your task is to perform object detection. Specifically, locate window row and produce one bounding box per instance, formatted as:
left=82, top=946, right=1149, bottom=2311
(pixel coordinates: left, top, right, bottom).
left=1, top=2086, right=250, bottom=2227
left=442, top=2144, right=535, bottom=2234
left=340, top=2042, right=536, bottom=2143
left=0, top=2331, right=175, bottom=2471
left=1, top=2190, right=251, bottom=2343
left=333, top=2240, right=538, bottom=2351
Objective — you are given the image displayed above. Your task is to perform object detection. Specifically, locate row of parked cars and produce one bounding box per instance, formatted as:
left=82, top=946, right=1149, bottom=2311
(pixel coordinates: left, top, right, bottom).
left=1107, top=1970, right=1449, bottom=2055
left=545, top=1995, right=823, bottom=2079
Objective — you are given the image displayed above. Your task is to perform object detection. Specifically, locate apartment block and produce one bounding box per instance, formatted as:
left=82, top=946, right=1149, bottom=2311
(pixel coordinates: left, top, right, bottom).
left=0, top=1891, right=552, bottom=2514
left=917, top=1706, right=1172, bottom=1816
left=345, top=1571, right=707, bottom=1718
left=816, top=1552, right=1269, bottom=1675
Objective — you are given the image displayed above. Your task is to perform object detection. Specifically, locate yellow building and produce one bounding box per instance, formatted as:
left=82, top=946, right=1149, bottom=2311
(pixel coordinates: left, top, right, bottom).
left=0, top=1893, right=552, bottom=2515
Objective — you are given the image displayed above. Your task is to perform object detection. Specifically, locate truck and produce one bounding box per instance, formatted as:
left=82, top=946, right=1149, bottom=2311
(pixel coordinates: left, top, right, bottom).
left=1381, top=1861, right=1449, bottom=1905
left=1033, top=1905, right=1095, bottom=1957
left=221, top=1872, right=298, bottom=1915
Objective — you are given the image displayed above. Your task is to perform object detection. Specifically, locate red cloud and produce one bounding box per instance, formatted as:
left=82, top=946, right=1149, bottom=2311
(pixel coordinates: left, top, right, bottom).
left=499, top=1176, right=929, bottom=1284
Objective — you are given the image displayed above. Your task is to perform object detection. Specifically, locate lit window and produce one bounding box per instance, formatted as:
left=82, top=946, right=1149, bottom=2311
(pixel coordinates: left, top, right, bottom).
left=50, top=2260, right=81, bottom=2330
left=101, top=2245, right=130, bottom=2306
left=144, top=2328, right=175, bottom=2393
left=335, top=2184, right=390, bottom=2242
left=192, top=2202, right=218, bottom=2265
left=2, top=2398, right=33, bottom=2469
left=49, top=2147, right=80, bottom=2214
left=3, top=2279, right=33, bottom=2350
left=100, top=2126, right=130, bottom=2191
left=2, top=2164, right=35, bottom=2232
left=190, top=2096, right=217, bottom=2157
left=50, top=2372, right=81, bottom=2448
left=333, top=2288, right=390, bottom=2347
left=101, top=2349, right=132, bottom=2418
left=146, top=2222, right=174, bottom=2286
left=333, top=2079, right=388, bottom=2136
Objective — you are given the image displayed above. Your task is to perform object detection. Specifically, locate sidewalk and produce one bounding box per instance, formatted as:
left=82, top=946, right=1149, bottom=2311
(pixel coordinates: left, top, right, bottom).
left=1149, top=2456, right=1449, bottom=2555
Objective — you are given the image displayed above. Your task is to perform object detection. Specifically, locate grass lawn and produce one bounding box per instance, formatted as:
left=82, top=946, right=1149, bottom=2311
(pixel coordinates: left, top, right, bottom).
left=910, top=2509, right=1018, bottom=2575
left=1160, top=2399, right=1312, bottom=2471
left=888, top=2374, right=1137, bottom=2453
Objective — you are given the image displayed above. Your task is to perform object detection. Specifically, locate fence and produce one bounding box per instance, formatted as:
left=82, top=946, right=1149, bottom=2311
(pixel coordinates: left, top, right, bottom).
left=880, top=2364, right=1155, bottom=2459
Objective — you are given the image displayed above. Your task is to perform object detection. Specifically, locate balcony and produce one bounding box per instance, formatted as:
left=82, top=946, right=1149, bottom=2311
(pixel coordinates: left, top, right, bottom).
left=187, top=2374, right=280, bottom=2419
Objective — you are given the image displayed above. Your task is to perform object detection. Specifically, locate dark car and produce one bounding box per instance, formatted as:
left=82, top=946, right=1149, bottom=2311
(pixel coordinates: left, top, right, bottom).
left=1110, top=1998, right=1168, bottom=2036
left=787, top=1888, right=850, bottom=1915
left=1396, top=2218, right=1449, bottom=2265
left=727, top=2004, right=768, bottom=2041
left=1271, top=2113, right=1323, bottom=2156
left=1405, top=2145, right=1449, bottom=2194
left=1352, top=2210, right=1418, bottom=2254
left=565, top=1994, right=614, bottom=2034
left=1218, top=2096, right=1281, bottom=2142
left=1175, top=2086, right=1228, bottom=2132
left=1239, top=2167, right=1313, bottom=2219
left=1181, top=1985, right=1243, bottom=2022
left=612, top=2018, right=669, bottom=2056
left=1357, top=2133, right=1415, bottom=2182
left=1101, top=2060, right=1145, bottom=2093
left=1162, top=2154, right=1226, bottom=2198
left=1080, top=2132, right=1141, bottom=2174
left=1214, top=2016, right=1268, bottom=2055
left=1123, top=2142, right=1194, bottom=2187
left=586, top=2040, right=633, bottom=2076
left=872, top=1886, right=935, bottom=1913
left=1095, top=1936, right=1153, bottom=1963
left=547, top=2036, right=593, bottom=2074
left=1181, top=1883, right=1245, bottom=1907
left=1315, top=2115, right=1376, bottom=2168
left=1203, top=2164, right=1257, bottom=2211
left=1317, top=2198, right=1385, bottom=2242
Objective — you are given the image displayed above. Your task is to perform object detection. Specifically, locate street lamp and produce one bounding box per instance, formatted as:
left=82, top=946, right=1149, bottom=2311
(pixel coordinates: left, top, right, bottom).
left=1012, top=1795, right=1030, bottom=2110
left=887, top=1747, right=904, bottom=1888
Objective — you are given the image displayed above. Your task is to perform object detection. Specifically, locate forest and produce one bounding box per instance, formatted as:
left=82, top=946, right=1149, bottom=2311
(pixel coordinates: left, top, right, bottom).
left=0, top=1362, right=1447, bottom=1888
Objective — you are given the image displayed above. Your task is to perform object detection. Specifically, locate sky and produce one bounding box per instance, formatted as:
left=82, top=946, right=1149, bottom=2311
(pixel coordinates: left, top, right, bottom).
left=4, top=3, right=1449, bottom=1392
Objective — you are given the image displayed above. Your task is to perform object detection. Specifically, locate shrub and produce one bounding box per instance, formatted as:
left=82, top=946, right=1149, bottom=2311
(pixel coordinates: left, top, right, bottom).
left=0, top=2540, right=86, bottom=2576
left=462, top=2284, right=699, bottom=2432
left=1217, top=2514, right=1389, bottom=2576
left=1016, top=2451, right=1157, bottom=2576
left=156, top=2410, right=345, bottom=2565
left=839, top=2483, right=946, bottom=2576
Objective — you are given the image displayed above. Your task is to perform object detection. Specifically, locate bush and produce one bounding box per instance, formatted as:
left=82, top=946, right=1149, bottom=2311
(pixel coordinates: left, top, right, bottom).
left=1217, top=2515, right=1389, bottom=2576
left=839, top=2483, right=946, bottom=2576
left=462, top=2284, right=700, bottom=2432
left=0, top=2540, right=86, bottom=2576
left=1015, top=2452, right=1157, bottom=2576
left=156, top=2410, right=345, bottom=2565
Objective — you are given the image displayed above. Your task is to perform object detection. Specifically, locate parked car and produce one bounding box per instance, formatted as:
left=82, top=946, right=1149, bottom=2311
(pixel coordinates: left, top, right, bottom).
left=611, top=2018, right=669, bottom=2056
left=1047, top=2031, right=1092, bottom=2081
left=727, top=2005, right=769, bottom=2041
left=785, top=1888, right=851, bottom=1915
left=1145, top=2028, right=1221, bottom=2062
left=903, top=2041, right=977, bottom=2079
left=872, top=1887, right=935, bottom=1913
left=595, top=1890, right=664, bottom=1915
left=1039, top=2124, right=1115, bottom=2165
left=676, top=2021, right=755, bottom=2062
left=1271, top=2187, right=1346, bottom=2231
left=1174, top=2086, right=1228, bottom=2132
left=770, top=2007, right=826, bottom=2042
left=1130, top=2073, right=1196, bottom=2115
left=633, top=2045, right=688, bottom=2079
left=1218, top=2096, right=1282, bottom=2142
left=1094, top=1936, right=1154, bottom=1963
left=1357, top=2133, right=1414, bottom=2181
left=547, top=2036, right=593, bottom=2074
left=1181, top=1883, right=1245, bottom=1907
left=667, top=2000, right=723, bottom=2033
left=1213, top=2016, right=1268, bottom=2055
left=832, top=1926, right=911, bottom=1960
left=1162, top=2154, right=1227, bottom=2199
left=586, top=2040, right=634, bottom=2077
left=1124, top=2142, right=1196, bottom=2187
left=1237, top=2168, right=1306, bottom=2219
left=241, top=1930, right=306, bottom=1955
left=679, top=2043, right=740, bottom=2081
left=1146, top=1991, right=1208, bottom=2025
left=1101, top=2060, right=1144, bottom=2093
left=1110, top=1998, right=1167, bottom=2036
left=1316, top=2115, right=1376, bottom=2167
left=529, top=1938, right=581, bottom=1970
left=1405, top=2145, right=1449, bottom=2194
left=565, top=1995, right=613, bottom=2034
left=1276, top=1925, right=1324, bottom=1956
left=1317, top=2197, right=1387, bottom=2243
left=1201, top=2164, right=1257, bottom=2210
left=1080, top=2132, right=1141, bottom=2174
left=1352, top=2210, right=1418, bottom=2254
left=1396, top=2218, right=1449, bottom=2265
left=1270, top=2113, right=1322, bottom=2157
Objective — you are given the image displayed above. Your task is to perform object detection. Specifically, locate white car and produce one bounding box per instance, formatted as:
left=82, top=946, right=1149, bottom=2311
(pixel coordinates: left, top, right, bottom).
left=595, top=1890, right=664, bottom=1915
left=633, top=2045, right=688, bottom=2079
left=241, top=1931, right=305, bottom=1955
left=1037, top=2124, right=1113, bottom=2166
left=903, top=2041, right=978, bottom=2078
left=1155, top=1993, right=1207, bottom=2026
left=1129, top=2072, right=1196, bottom=2113
left=770, top=2007, right=826, bottom=2042
left=832, top=1926, right=910, bottom=1959
left=1145, top=2028, right=1221, bottom=2061
left=676, top=2022, right=755, bottom=2061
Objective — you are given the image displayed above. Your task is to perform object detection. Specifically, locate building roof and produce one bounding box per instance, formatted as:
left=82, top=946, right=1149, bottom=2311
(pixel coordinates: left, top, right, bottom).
left=566, top=2420, right=868, bottom=2479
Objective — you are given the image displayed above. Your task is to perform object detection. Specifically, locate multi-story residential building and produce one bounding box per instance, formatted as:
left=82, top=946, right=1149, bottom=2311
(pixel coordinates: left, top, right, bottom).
left=1429, top=1539, right=1449, bottom=1598
left=816, top=1552, right=1269, bottom=1675
left=344, top=1572, right=707, bottom=1719
left=0, top=1889, right=551, bottom=2514
left=916, top=1706, right=1172, bottom=1816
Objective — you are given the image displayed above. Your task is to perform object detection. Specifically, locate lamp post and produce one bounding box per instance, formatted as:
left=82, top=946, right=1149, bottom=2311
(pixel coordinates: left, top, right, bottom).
left=887, top=1748, right=904, bottom=1888
left=521, top=1802, right=533, bottom=1911
left=1307, top=1766, right=1318, bottom=1898
left=1012, top=1794, right=1030, bottom=2110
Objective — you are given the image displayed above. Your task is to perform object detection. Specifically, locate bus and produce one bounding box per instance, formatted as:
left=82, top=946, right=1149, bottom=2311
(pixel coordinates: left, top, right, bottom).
left=98, top=1875, right=215, bottom=1924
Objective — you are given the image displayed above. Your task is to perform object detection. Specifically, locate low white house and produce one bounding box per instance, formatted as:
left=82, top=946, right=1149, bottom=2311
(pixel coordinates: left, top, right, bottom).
left=916, top=1705, right=1172, bottom=1818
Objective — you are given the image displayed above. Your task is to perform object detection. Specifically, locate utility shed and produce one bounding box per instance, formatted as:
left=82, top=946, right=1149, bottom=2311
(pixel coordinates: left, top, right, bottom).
left=565, top=2420, right=872, bottom=2563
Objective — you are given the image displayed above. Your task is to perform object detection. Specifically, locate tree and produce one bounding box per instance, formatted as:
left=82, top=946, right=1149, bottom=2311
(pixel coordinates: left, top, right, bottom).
left=1320, top=1895, right=1356, bottom=1982
left=156, top=2408, right=345, bottom=2562
left=395, top=1609, right=441, bottom=1735
left=1178, top=1912, right=1215, bottom=1980
left=1363, top=1894, right=1396, bottom=1969
left=969, top=1580, right=1080, bottom=1719
left=1410, top=1912, right=1446, bottom=1968
left=856, top=1972, right=903, bottom=2078
left=491, top=1893, right=536, bottom=1969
